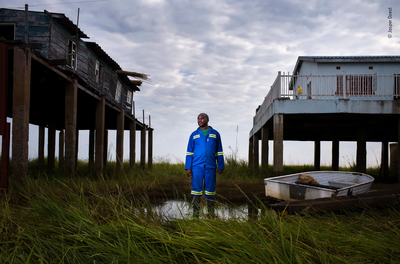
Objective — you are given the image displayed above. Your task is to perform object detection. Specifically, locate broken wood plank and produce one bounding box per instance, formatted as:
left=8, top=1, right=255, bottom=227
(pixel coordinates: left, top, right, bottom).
left=116, top=70, right=149, bottom=80
left=130, top=80, right=142, bottom=86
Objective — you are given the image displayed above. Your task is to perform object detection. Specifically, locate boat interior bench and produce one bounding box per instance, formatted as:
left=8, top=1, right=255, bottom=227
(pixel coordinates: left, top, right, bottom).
left=328, top=180, right=355, bottom=188
left=295, top=181, right=340, bottom=190
left=293, top=180, right=356, bottom=191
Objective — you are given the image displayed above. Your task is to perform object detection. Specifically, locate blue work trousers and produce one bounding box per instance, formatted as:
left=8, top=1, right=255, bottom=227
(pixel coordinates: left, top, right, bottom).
left=191, top=166, right=216, bottom=198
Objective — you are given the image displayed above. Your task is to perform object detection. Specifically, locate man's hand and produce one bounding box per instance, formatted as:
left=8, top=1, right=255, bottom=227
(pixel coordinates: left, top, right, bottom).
left=216, top=169, right=223, bottom=175
left=186, top=169, right=192, bottom=178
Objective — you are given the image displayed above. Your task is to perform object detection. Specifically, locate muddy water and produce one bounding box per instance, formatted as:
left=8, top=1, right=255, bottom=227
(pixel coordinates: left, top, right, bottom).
left=152, top=200, right=256, bottom=220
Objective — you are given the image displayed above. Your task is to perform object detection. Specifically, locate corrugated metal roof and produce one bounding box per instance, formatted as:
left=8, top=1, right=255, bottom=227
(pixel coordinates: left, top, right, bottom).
left=300, top=55, right=400, bottom=59
left=293, top=55, right=400, bottom=74
left=84, top=42, right=140, bottom=91
left=85, top=42, right=120, bottom=71
left=44, top=10, right=89, bottom=38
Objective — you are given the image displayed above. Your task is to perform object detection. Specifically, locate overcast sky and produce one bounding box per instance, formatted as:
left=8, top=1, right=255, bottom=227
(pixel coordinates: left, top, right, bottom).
left=3, top=0, right=400, bottom=167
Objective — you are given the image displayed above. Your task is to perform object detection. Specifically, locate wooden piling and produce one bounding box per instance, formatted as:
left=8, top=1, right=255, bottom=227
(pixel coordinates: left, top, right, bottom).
left=130, top=119, right=136, bottom=168
left=0, top=42, right=9, bottom=189
left=116, top=109, right=125, bottom=171
left=95, top=98, right=105, bottom=173
left=141, top=125, right=146, bottom=169
left=12, top=46, right=31, bottom=178
left=253, top=132, right=259, bottom=173
left=64, top=79, right=78, bottom=176
left=248, top=136, right=254, bottom=169
left=356, top=127, right=367, bottom=173
left=48, top=119, right=56, bottom=170
left=38, top=126, right=45, bottom=169
left=314, top=140, right=321, bottom=171
left=0, top=123, right=10, bottom=189
left=148, top=129, right=153, bottom=170
left=332, top=138, right=339, bottom=171
left=261, top=126, right=269, bottom=176
left=89, top=129, right=94, bottom=170
left=273, top=114, right=283, bottom=176
left=59, top=130, right=64, bottom=168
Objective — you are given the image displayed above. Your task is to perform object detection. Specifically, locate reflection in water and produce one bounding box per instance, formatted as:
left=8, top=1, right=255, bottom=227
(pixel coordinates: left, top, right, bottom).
left=152, top=200, right=255, bottom=220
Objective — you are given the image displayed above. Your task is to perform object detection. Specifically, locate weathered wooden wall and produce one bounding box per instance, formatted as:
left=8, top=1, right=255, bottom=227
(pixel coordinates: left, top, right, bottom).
left=0, top=8, right=135, bottom=114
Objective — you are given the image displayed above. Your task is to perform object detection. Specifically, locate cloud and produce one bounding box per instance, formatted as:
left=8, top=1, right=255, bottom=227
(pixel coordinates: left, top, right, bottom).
left=5, top=0, right=399, bottom=166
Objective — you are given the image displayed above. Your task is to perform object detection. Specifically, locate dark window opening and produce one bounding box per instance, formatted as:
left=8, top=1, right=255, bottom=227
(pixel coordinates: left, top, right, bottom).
left=0, top=24, right=15, bottom=40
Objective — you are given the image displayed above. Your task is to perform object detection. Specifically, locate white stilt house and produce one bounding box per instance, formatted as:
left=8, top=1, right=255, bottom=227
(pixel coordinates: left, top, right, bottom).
left=249, top=56, right=400, bottom=182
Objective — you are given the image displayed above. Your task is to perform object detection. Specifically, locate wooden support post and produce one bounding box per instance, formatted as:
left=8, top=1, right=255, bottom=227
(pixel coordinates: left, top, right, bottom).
left=75, top=129, right=79, bottom=170
left=64, top=79, right=78, bottom=176
left=398, top=117, right=400, bottom=182
left=12, top=47, right=31, bottom=178
left=0, top=122, right=10, bottom=187
left=140, top=110, right=146, bottom=169
left=390, top=143, right=398, bottom=181
left=356, top=127, right=367, bottom=173
left=261, top=126, right=269, bottom=176
left=116, top=110, right=125, bottom=171
left=0, top=43, right=7, bottom=136
left=273, top=114, right=284, bottom=176
left=104, top=130, right=108, bottom=167
left=130, top=119, right=136, bottom=168
left=381, top=141, right=389, bottom=179
left=332, top=138, right=339, bottom=171
left=314, top=140, right=321, bottom=171
left=248, top=136, right=254, bottom=168
left=38, top=126, right=45, bottom=169
left=0, top=43, right=9, bottom=188
left=95, top=98, right=105, bottom=173
left=1, top=123, right=10, bottom=189
left=89, top=129, right=94, bottom=170
left=59, top=130, right=64, bottom=168
left=148, top=129, right=153, bottom=170
left=140, top=125, right=146, bottom=169
left=48, top=120, right=56, bottom=171
left=253, top=132, right=259, bottom=173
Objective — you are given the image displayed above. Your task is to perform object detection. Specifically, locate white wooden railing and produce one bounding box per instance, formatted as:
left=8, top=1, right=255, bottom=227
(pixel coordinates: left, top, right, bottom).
left=254, top=72, right=400, bottom=124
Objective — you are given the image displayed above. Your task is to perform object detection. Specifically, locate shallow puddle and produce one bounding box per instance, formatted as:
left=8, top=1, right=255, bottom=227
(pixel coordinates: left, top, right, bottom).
left=152, top=200, right=256, bottom=220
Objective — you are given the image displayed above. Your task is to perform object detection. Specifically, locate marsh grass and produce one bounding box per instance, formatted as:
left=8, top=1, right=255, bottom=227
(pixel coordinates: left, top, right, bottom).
left=1, top=158, right=398, bottom=263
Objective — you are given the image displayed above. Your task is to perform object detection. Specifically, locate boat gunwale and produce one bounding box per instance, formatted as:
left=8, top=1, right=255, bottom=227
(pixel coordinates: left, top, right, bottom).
left=264, top=171, right=375, bottom=193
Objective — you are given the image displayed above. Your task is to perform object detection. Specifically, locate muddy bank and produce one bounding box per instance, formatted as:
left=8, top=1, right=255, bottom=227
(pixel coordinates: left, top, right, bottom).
left=136, top=178, right=400, bottom=205
left=132, top=178, right=265, bottom=204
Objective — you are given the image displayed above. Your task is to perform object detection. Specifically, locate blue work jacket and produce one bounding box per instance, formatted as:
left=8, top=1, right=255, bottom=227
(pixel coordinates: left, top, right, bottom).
left=185, top=126, right=224, bottom=170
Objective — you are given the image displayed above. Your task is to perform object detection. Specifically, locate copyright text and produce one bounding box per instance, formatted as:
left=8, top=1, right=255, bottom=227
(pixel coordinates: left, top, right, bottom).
left=388, top=7, right=393, bottom=38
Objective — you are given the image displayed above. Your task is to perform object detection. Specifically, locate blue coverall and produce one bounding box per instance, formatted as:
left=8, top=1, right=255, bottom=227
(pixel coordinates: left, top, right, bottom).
left=185, top=126, right=224, bottom=198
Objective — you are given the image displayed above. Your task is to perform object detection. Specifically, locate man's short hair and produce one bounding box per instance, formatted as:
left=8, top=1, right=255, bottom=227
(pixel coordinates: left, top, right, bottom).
left=198, top=113, right=209, bottom=121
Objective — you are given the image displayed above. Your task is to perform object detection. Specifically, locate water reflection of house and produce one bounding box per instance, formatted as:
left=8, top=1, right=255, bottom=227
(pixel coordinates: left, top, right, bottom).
left=0, top=8, right=152, bottom=180
left=250, top=56, right=400, bottom=182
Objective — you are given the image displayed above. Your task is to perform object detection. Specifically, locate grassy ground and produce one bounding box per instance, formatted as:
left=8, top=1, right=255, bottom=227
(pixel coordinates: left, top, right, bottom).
left=0, top=158, right=399, bottom=263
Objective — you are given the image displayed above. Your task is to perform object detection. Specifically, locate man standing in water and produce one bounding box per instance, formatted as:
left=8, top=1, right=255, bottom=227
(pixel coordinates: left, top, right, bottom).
left=185, top=113, right=224, bottom=218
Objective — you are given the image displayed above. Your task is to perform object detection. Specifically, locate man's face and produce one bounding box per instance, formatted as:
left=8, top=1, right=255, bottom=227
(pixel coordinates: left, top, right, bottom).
left=198, top=114, right=209, bottom=128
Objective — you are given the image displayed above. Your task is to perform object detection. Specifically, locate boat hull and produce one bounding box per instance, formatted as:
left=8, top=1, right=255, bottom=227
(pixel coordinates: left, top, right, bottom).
left=264, top=171, right=374, bottom=201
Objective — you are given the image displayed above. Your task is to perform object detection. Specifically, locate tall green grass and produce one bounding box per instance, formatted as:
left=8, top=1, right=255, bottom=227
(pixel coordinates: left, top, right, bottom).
left=1, top=173, right=399, bottom=263
left=1, top=157, right=398, bottom=263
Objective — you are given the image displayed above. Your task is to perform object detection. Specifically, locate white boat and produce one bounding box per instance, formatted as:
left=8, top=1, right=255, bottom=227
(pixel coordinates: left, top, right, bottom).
left=264, top=171, right=374, bottom=201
